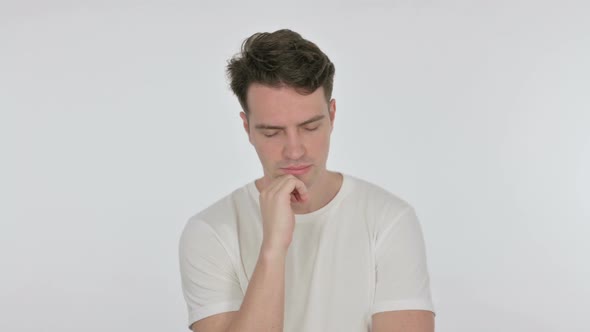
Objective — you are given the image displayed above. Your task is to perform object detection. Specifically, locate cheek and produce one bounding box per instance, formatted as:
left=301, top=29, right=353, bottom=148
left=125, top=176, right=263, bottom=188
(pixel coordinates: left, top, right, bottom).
left=255, top=141, right=281, bottom=162
left=311, top=132, right=330, bottom=150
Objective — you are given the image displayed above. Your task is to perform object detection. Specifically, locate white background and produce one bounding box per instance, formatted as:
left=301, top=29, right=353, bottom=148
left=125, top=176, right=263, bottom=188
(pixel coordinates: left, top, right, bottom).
left=1, top=1, right=589, bottom=331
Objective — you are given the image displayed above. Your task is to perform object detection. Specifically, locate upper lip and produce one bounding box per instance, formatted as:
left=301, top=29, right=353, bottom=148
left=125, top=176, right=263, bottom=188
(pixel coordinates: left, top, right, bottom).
left=282, top=165, right=311, bottom=170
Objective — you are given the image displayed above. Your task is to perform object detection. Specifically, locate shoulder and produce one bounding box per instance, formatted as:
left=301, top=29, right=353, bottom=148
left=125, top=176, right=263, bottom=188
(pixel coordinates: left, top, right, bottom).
left=341, top=174, right=417, bottom=235
left=344, top=174, right=412, bottom=213
left=191, top=182, right=252, bottom=225
left=180, top=182, right=253, bottom=244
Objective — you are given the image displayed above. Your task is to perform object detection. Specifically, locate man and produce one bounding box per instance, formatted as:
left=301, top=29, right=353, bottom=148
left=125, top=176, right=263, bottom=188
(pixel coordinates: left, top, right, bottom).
left=179, top=29, right=435, bottom=332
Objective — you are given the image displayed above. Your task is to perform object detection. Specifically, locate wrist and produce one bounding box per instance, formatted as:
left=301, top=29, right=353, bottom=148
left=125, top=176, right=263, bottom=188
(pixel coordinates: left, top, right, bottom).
left=260, top=242, right=288, bottom=261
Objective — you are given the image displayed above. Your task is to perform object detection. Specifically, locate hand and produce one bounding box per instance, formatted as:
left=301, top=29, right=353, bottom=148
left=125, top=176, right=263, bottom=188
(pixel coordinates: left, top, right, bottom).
left=259, top=175, right=309, bottom=256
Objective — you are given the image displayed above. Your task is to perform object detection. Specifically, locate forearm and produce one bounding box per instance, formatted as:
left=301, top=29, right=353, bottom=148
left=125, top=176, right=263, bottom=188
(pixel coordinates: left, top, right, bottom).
left=226, top=247, right=286, bottom=332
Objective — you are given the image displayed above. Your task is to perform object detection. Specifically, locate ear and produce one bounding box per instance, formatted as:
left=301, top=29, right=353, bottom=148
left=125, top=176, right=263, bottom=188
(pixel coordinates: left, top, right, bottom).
left=240, top=111, right=253, bottom=143
left=328, top=99, right=336, bottom=132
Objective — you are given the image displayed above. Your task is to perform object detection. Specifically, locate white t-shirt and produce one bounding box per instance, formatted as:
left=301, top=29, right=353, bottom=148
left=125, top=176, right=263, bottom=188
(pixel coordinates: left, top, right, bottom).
left=179, top=173, right=435, bottom=331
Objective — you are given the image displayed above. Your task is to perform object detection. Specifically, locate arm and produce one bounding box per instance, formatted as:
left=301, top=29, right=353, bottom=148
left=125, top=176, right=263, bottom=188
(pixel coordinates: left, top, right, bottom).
left=371, top=206, right=436, bottom=331
left=192, top=247, right=287, bottom=332
left=189, top=175, right=308, bottom=332
left=372, top=310, right=434, bottom=332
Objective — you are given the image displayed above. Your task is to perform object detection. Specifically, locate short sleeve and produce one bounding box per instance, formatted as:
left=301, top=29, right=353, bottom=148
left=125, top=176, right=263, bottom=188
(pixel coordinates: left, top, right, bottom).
left=178, top=219, right=244, bottom=329
left=371, top=206, right=435, bottom=316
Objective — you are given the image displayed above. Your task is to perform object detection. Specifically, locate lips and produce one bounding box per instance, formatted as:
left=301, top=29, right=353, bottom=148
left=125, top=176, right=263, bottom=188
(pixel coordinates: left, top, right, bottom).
left=281, top=165, right=312, bottom=175
left=282, top=165, right=311, bottom=170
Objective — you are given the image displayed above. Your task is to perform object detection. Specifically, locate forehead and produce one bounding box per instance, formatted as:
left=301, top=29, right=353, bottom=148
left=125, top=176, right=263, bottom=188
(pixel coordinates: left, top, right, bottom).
left=246, top=83, right=327, bottom=123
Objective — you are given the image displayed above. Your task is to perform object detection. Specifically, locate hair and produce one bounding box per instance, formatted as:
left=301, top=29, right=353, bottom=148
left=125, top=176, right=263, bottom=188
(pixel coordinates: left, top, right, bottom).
left=226, top=29, right=335, bottom=116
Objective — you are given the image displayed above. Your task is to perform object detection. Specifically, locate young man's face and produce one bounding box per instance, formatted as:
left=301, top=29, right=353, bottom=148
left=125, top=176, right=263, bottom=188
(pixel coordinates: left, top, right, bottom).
left=240, top=83, right=336, bottom=190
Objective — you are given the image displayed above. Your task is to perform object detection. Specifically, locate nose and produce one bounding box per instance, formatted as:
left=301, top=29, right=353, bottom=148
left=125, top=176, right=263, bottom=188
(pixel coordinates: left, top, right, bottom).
left=282, top=130, right=306, bottom=161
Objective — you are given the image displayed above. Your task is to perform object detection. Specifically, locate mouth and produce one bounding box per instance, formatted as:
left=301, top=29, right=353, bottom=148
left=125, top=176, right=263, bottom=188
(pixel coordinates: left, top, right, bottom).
left=280, top=165, right=312, bottom=175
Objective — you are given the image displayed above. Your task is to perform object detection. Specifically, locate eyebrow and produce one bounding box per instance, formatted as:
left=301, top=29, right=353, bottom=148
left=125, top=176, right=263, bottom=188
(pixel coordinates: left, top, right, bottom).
left=254, top=115, right=325, bottom=130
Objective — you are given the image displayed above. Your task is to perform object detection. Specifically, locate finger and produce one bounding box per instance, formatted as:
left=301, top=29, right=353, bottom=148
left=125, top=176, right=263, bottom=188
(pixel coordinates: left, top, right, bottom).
left=290, top=191, right=298, bottom=203
left=261, top=174, right=290, bottom=198
left=266, top=174, right=294, bottom=198
left=291, top=189, right=302, bottom=203
left=278, top=176, right=308, bottom=202
left=290, top=178, right=308, bottom=202
left=293, top=189, right=306, bottom=203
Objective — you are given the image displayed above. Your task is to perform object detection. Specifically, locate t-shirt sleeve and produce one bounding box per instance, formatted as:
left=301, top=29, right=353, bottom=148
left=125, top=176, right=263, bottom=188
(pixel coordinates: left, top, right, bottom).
left=371, top=205, right=436, bottom=316
left=178, top=218, right=244, bottom=329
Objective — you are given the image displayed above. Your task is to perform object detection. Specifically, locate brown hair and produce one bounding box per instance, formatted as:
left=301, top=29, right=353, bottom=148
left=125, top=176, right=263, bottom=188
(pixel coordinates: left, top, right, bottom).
left=226, top=29, right=335, bottom=115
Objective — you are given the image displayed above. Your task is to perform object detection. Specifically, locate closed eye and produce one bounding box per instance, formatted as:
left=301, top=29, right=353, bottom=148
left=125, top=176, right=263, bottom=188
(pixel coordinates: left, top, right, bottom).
left=263, top=131, right=280, bottom=137
left=304, top=126, right=320, bottom=131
